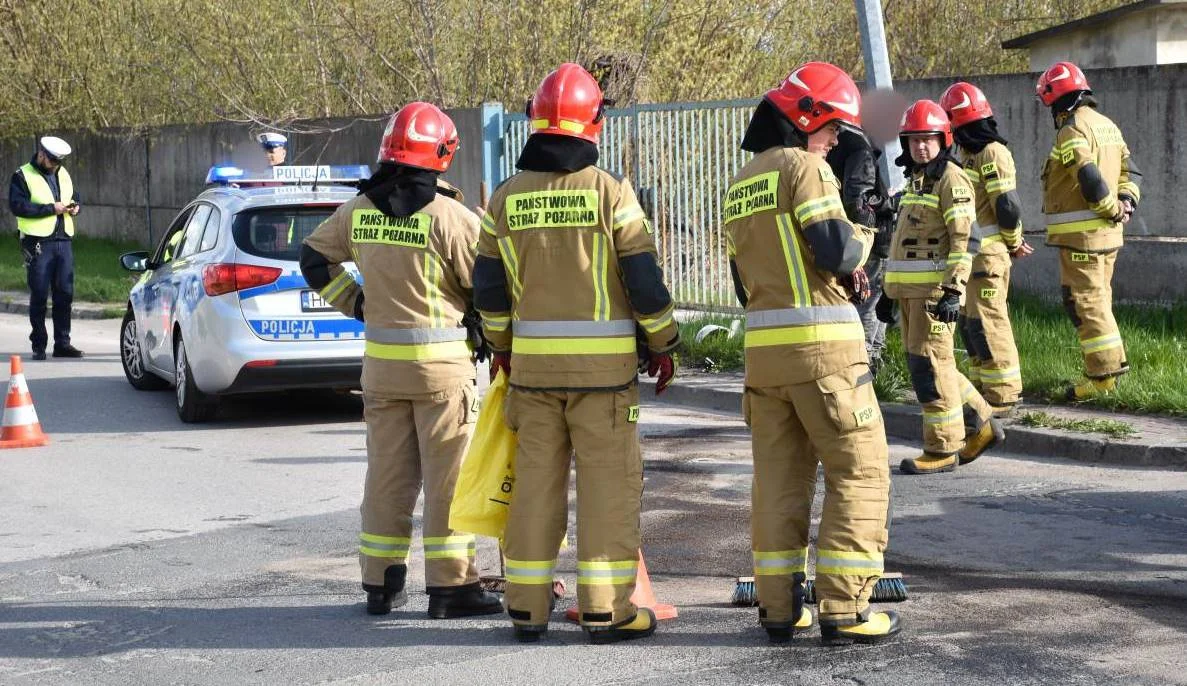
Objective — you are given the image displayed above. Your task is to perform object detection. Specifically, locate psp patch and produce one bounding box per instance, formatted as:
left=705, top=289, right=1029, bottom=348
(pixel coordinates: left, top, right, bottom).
left=980, top=288, right=998, bottom=299
left=853, top=405, right=877, bottom=427
left=1071, top=252, right=1091, bottom=263
left=930, top=322, right=948, bottom=335
left=627, top=405, right=640, bottom=423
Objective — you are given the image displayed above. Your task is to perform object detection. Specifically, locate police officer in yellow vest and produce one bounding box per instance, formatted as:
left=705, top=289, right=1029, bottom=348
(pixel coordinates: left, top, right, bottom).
left=1036, top=62, right=1142, bottom=401
left=300, top=102, right=502, bottom=620
left=9, top=136, right=83, bottom=360
left=474, top=63, right=679, bottom=645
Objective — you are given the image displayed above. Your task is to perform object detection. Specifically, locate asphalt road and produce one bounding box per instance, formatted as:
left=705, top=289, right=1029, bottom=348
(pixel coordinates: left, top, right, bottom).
left=1, top=313, right=1185, bottom=685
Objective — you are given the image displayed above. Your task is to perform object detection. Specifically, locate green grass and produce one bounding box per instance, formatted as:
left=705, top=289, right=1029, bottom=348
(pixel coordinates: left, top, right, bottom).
left=1016, top=410, right=1137, bottom=439
left=680, top=294, right=1187, bottom=415
left=679, top=315, right=745, bottom=373
left=0, top=236, right=143, bottom=302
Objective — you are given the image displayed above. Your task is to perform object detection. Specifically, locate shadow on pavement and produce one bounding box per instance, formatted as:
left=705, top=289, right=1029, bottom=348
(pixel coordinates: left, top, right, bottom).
left=24, top=375, right=362, bottom=434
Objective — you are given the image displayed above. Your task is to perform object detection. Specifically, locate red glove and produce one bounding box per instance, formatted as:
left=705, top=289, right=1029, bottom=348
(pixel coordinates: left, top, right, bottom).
left=647, top=353, right=677, bottom=395
left=841, top=267, right=871, bottom=303
left=490, top=351, right=511, bottom=383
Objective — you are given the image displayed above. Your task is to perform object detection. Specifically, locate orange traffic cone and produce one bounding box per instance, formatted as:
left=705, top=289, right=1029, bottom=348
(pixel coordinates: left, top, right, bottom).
left=565, top=549, right=678, bottom=622
left=0, top=355, right=49, bottom=449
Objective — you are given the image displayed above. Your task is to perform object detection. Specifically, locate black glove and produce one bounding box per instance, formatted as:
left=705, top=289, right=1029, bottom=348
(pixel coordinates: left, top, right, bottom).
left=352, top=292, right=365, bottom=322
left=635, top=324, right=651, bottom=374
left=875, top=293, right=896, bottom=324
left=931, top=291, right=961, bottom=324
left=462, top=308, right=490, bottom=363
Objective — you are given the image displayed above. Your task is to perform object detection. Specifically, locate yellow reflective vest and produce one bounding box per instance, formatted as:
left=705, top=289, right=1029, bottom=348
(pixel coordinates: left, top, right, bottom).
left=16, top=163, right=74, bottom=237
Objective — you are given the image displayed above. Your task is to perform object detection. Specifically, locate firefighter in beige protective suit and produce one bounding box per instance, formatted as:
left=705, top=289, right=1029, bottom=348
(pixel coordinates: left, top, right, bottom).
left=878, top=100, right=1005, bottom=475
left=473, top=63, right=679, bottom=645
left=300, top=102, right=502, bottom=620
left=727, top=61, right=900, bottom=645
left=940, top=82, right=1032, bottom=414
left=1035, top=61, right=1142, bottom=401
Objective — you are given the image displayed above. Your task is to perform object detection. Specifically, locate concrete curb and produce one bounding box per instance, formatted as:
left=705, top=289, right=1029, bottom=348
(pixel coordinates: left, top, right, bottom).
left=0, top=294, right=123, bottom=320
left=648, top=378, right=1187, bottom=470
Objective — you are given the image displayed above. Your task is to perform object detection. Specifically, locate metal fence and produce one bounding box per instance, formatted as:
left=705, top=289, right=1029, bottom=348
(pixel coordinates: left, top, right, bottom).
left=499, top=100, right=761, bottom=311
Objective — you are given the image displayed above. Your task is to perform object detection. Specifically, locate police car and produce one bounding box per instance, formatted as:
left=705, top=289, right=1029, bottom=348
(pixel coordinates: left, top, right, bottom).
left=118, top=165, right=368, bottom=422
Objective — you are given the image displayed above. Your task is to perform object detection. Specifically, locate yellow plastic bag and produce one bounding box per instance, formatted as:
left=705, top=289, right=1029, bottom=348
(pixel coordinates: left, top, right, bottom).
left=449, top=370, right=516, bottom=539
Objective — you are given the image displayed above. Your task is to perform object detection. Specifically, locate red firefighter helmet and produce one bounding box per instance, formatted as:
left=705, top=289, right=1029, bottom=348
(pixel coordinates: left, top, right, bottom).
left=940, top=82, right=993, bottom=129
left=1036, top=61, right=1091, bottom=107
left=900, top=99, right=953, bottom=147
left=764, top=62, right=862, bottom=134
left=528, top=63, right=605, bottom=143
left=377, top=102, right=458, bottom=172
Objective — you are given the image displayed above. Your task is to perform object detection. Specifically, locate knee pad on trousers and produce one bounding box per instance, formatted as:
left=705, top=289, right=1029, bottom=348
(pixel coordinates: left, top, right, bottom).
left=907, top=353, right=940, bottom=404
left=1061, top=286, right=1083, bottom=328
left=964, top=317, right=992, bottom=361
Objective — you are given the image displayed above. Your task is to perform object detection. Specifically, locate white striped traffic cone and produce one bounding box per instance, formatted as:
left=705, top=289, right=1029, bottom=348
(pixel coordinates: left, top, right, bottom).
left=0, top=355, right=49, bottom=449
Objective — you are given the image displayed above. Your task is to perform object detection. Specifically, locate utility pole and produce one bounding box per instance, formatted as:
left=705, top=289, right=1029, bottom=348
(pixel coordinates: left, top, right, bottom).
left=855, top=0, right=904, bottom=191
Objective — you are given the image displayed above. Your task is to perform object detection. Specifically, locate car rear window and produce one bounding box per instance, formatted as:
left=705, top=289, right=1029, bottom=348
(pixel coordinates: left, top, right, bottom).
left=232, top=206, right=337, bottom=261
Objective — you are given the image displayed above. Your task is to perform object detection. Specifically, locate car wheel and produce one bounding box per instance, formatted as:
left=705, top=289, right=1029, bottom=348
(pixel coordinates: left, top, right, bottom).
left=175, top=334, right=218, bottom=423
left=121, top=308, right=169, bottom=391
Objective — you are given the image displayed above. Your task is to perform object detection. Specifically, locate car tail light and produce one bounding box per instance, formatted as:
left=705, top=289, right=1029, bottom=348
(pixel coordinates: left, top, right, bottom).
left=244, top=359, right=278, bottom=368
left=202, top=263, right=283, bottom=296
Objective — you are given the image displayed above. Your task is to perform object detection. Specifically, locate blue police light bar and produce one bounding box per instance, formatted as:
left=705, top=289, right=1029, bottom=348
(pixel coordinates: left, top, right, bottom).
left=204, top=166, right=245, bottom=184
left=205, top=164, right=372, bottom=187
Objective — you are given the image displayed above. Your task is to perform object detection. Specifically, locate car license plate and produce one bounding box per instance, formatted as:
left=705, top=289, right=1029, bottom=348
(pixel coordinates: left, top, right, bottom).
left=300, top=290, right=334, bottom=312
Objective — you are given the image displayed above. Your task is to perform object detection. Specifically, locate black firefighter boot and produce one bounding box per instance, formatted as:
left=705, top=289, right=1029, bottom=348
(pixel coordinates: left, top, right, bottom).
left=426, top=582, right=504, bottom=619
left=363, top=564, right=408, bottom=616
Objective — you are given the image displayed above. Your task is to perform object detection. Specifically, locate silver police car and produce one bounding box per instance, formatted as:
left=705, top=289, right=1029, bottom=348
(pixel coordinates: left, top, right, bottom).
left=118, top=165, right=368, bottom=422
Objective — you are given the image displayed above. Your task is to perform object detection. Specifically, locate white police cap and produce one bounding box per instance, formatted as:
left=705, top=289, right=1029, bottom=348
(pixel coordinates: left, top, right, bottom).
left=39, top=136, right=71, bottom=160
left=257, top=132, right=288, bottom=149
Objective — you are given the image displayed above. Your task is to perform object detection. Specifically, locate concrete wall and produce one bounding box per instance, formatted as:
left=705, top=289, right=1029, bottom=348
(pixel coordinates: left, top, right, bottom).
left=1027, top=10, right=1159, bottom=71
left=0, top=109, right=484, bottom=249
left=1157, top=7, right=1187, bottom=64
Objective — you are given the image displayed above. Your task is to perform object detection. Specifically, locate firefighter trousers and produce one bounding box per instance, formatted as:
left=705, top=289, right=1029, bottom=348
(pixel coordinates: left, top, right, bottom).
left=1059, top=248, right=1127, bottom=378
left=902, top=297, right=994, bottom=455
left=744, top=362, right=890, bottom=626
left=502, top=384, right=643, bottom=629
left=359, top=383, right=480, bottom=591
left=960, top=252, right=1022, bottom=407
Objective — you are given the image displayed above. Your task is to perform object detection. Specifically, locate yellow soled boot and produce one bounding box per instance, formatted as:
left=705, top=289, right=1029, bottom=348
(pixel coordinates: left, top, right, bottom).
left=959, top=418, right=1005, bottom=465
left=586, top=607, right=657, bottom=645
left=1065, top=376, right=1117, bottom=402
left=900, top=452, right=956, bottom=475
left=765, top=606, right=814, bottom=644
left=821, top=610, right=902, bottom=646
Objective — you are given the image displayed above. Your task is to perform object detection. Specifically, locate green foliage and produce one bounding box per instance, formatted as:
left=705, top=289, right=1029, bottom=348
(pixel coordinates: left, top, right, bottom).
left=1017, top=410, right=1137, bottom=439
left=0, top=236, right=140, bottom=302
left=0, top=0, right=1129, bottom=138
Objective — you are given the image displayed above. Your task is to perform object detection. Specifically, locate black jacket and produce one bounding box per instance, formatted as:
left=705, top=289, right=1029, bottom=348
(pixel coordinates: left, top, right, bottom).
left=826, top=132, right=894, bottom=257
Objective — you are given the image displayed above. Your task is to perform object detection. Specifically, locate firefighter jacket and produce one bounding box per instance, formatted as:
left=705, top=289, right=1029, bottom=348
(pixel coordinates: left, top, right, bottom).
left=725, top=146, right=874, bottom=388
left=1042, top=105, right=1141, bottom=252
left=473, top=166, right=679, bottom=391
left=301, top=192, right=479, bottom=396
left=883, top=158, right=978, bottom=301
left=957, top=142, right=1022, bottom=256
